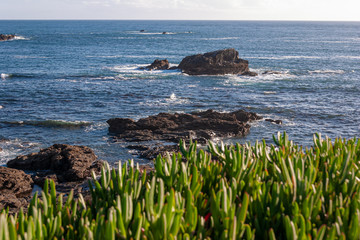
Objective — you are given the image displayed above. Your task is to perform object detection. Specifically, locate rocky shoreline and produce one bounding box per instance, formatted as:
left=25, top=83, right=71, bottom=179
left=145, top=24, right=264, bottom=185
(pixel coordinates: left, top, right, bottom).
left=1, top=144, right=104, bottom=213
left=1, top=106, right=282, bottom=213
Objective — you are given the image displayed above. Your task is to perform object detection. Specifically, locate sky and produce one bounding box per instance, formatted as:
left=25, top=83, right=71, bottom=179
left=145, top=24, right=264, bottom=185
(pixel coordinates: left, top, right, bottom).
left=1, top=0, right=360, bottom=21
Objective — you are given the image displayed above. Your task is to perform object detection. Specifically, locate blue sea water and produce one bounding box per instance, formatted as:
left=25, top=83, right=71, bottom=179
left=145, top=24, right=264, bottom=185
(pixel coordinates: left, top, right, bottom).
left=1, top=20, right=360, bottom=165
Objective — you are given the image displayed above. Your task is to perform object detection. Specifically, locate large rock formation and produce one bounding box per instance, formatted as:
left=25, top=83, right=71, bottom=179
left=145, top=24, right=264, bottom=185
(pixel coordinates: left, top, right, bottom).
left=107, top=109, right=262, bottom=144
left=178, top=48, right=257, bottom=76
left=0, top=34, right=16, bottom=41
left=7, top=144, right=103, bottom=182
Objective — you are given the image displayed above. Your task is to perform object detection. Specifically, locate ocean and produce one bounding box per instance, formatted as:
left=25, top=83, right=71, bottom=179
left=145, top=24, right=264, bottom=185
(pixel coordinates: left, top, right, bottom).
left=1, top=20, right=360, bottom=165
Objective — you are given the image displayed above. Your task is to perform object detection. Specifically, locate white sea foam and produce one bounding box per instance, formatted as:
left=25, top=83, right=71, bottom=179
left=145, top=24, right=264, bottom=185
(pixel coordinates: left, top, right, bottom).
left=169, top=93, right=177, bottom=100
left=85, top=122, right=108, bottom=132
left=128, top=31, right=177, bottom=35
left=263, top=91, right=277, bottom=95
left=86, top=55, right=124, bottom=58
left=1, top=73, right=10, bottom=79
left=245, top=56, right=322, bottom=60
left=337, top=56, right=360, bottom=60
left=14, top=55, right=49, bottom=59
left=106, top=64, right=181, bottom=76
left=0, top=105, right=3, bottom=109
left=0, top=139, right=40, bottom=165
left=140, top=93, right=189, bottom=107
left=13, top=35, right=30, bottom=40
left=202, top=37, right=240, bottom=40
left=309, top=69, right=345, bottom=74
left=223, top=69, right=294, bottom=85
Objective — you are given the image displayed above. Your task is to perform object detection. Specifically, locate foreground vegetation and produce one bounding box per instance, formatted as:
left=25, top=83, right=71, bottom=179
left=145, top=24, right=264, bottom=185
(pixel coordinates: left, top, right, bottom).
left=1, top=132, right=360, bottom=239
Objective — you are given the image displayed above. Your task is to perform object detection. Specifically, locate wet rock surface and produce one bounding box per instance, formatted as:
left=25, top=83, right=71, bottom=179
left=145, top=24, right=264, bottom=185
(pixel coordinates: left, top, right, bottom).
left=108, top=109, right=261, bottom=143
left=7, top=144, right=103, bottom=182
left=265, top=119, right=283, bottom=125
left=0, top=34, right=16, bottom=41
left=178, top=48, right=257, bottom=76
left=144, top=59, right=170, bottom=70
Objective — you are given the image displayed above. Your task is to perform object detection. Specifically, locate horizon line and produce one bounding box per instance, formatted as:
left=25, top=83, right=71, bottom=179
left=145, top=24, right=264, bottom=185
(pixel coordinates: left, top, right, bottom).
left=1, top=19, right=360, bottom=22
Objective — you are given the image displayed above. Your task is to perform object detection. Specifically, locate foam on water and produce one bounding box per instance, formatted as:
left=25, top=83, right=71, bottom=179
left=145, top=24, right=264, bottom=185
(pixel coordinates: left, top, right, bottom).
left=1, top=73, right=10, bottom=80
left=14, top=55, right=49, bottom=59
left=309, top=69, right=345, bottom=74
left=0, top=139, right=40, bottom=165
left=201, top=37, right=240, bottom=40
left=263, top=91, right=277, bottom=95
left=127, top=31, right=178, bottom=35
left=13, top=35, right=30, bottom=40
left=246, top=56, right=322, bottom=60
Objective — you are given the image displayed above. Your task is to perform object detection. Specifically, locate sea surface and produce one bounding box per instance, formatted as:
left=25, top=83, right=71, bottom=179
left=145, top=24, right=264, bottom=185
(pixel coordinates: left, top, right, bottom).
left=1, top=20, right=360, bottom=165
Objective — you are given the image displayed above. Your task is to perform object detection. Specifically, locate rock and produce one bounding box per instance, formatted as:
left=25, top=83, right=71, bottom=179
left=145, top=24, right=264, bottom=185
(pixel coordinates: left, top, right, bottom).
left=128, top=144, right=180, bottom=160
left=0, top=193, right=31, bottom=213
left=140, top=30, right=145, bottom=32
left=0, top=34, right=16, bottom=41
left=162, top=32, right=167, bottom=34
left=144, top=59, right=170, bottom=70
left=7, top=144, right=101, bottom=182
left=0, top=166, right=33, bottom=197
left=107, top=109, right=262, bottom=143
left=262, top=71, right=282, bottom=75
left=0, top=166, right=33, bottom=213
left=265, top=119, right=283, bottom=125
left=178, top=48, right=257, bottom=76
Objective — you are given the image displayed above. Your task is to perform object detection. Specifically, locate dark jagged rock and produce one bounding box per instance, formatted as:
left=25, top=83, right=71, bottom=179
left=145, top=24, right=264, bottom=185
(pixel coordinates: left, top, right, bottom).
left=140, top=30, right=145, bottom=32
left=107, top=109, right=262, bottom=143
left=0, top=166, right=33, bottom=197
left=178, top=48, right=257, bottom=76
left=265, top=119, right=283, bottom=125
left=144, top=59, right=170, bottom=70
left=0, top=34, right=16, bottom=41
left=128, top=144, right=180, bottom=160
left=7, top=144, right=103, bottom=182
left=162, top=32, right=167, bottom=34
left=0, top=167, right=34, bottom=213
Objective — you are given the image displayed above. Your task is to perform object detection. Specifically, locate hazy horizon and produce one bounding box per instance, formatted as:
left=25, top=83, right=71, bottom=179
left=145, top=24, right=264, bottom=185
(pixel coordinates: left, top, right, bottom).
left=1, top=0, right=360, bottom=22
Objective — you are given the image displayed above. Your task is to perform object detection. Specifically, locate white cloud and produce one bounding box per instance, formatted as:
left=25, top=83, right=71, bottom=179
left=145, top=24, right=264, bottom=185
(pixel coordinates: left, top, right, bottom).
left=1, top=0, right=360, bottom=20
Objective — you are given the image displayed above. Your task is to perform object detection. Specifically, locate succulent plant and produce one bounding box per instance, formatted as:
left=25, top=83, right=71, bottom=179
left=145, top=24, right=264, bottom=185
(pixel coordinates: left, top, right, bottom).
left=1, top=132, right=360, bottom=239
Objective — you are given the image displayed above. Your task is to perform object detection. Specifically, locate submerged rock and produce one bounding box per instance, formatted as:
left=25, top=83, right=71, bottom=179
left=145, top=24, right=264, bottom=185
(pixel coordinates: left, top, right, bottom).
left=178, top=48, right=257, bottom=76
left=107, top=109, right=262, bottom=143
left=7, top=144, right=103, bottom=182
left=0, top=34, right=16, bottom=41
left=262, top=71, right=282, bottom=75
left=265, top=119, right=283, bottom=125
